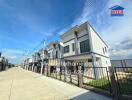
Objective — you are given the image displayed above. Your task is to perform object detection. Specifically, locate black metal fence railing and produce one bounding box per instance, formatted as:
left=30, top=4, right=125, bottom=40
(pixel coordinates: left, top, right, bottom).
left=114, top=67, right=132, bottom=95
left=83, top=67, right=111, bottom=92
left=27, top=65, right=132, bottom=99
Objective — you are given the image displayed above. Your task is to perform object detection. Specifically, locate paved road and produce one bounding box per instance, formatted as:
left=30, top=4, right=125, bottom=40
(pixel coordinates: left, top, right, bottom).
left=0, top=67, right=113, bottom=100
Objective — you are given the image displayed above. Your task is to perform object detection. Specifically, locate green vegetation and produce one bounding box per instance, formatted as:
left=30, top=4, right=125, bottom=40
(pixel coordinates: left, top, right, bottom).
left=125, top=69, right=132, bottom=73
left=88, top=77, right=111, bottom=91
left=87, top=76, right=132, bottom=95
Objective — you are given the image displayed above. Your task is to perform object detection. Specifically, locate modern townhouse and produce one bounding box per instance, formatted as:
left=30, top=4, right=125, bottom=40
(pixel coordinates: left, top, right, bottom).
left=23, top=58, right=27, bottom=69
left=32, top=52, right=41, bottom=72
left=46, top=41, right=63, bottom=74
left=61, top=22, right=111, bottom=78
left=23, top=22, right=111, bottom=79
left=24, top=58, right=33, bottom=70
left=39, top=48, right=48, bottom=74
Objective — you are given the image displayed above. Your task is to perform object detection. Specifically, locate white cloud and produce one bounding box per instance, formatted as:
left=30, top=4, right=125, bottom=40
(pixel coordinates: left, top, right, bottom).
left=99, top=1, right=132, bottom=59
left=1, top=49, right=24, bottom=64
left=110, top=36, right=132, bottom=59
left=110, top=49, right=132, bottom=59
left=72, top=0, right=132, bottom=59
left=71, top=0, right=95, bottom=27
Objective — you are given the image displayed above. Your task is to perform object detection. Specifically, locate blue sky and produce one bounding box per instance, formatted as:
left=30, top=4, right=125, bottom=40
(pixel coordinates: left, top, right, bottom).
left=0, top=0, right=132, bottom=64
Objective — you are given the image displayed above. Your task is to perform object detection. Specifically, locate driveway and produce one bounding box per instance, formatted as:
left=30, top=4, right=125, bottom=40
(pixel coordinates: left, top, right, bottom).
left=0, top=67, right=113, bottom=100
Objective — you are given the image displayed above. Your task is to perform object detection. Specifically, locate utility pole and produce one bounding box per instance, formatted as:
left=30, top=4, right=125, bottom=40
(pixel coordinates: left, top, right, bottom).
left=41, top=39, right=46, bottom=75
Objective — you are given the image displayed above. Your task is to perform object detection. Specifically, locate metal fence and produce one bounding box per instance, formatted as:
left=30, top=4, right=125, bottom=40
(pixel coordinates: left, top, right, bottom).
left=50, top=67, right=79, bottom=86
left=114, top=67, right=132, bottom=95
left=29, top=64, right=132, bottom=100
left=83, top=67, right=111, bottom=92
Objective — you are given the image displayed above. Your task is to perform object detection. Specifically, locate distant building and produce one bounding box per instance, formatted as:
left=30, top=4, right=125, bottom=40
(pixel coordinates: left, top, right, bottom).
left=0, top=52, right=8, bottom=71
left=31, top=52, right=41, bottom=72
left=111, top=59, right=132, bottom=67
left=46, top=41, right=63, bottom=73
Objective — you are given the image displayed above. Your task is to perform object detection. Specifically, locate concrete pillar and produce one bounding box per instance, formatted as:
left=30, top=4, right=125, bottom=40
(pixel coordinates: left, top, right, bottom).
left=41, top=62, right=43, bottom=75
left=27, top=64, right=29, bottom=70
left=92, top=54, right=97, bottom=79
left=32, top=64, right=34, bottom=72
left=24, top=65, right=26, bottom=69
left=64, top=65, right=67, bottom=82
left=25, top=65, right=27, bottom=70
left=47, top=66, right=51, bottom=77
left=74, top=65, right=76, bottom=74
left=74, top=31, right=78, bottom=55
left=45, top=64, right=48, bottom=76
left=78, top=66, right=83, bottom=87
left=26, top=64, right=28, bottom=70
left=34, top=66, right=37, bottom=72
left=5, top=65, right=8, bottom=70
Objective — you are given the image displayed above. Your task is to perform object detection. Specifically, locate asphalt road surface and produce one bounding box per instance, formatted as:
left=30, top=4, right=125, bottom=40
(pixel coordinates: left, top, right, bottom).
left=0, top=67, right=113, bottom=100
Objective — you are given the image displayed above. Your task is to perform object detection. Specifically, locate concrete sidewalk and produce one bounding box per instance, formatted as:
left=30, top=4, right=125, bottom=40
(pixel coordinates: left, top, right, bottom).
left=0, top=67, right=113, bottom=100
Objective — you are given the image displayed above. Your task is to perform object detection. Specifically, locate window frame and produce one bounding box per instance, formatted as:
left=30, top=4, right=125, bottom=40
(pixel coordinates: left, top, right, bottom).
left=72, top=43, right=75, bottom=51
left=64, top=45, right=69, bottom=53
left=80, top=39, right=90, bottom=53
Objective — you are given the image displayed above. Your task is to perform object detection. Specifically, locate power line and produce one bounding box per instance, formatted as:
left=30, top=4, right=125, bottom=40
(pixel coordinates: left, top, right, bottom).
left=21, top=1, right=88, bottom=61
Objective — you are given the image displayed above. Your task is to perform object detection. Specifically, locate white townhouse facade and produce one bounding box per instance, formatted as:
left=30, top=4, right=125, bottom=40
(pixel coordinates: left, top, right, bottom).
left=39, top=48, right=48, bottom=62
left=39, top=48, right=48, bottom=74
left=31, top=52, right=41, bottom=72
left=33, top=41, right=63, bottom=75
left=46, top=41, right=63, bottom=71
left=23, top=58, right=33, bottom=70
left=23, top=22, right=111, bottom=79
left=61, top=22, right=111, bottom=69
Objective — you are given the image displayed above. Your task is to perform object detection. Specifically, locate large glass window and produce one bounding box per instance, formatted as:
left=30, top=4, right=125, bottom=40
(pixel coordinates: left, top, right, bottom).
left=80, top=39, right=90, bottom=53
left=55, top=51, right=58, bottom=58
left=64, top=45, right=69, bottom=53
left=72, top=43, right=75, bottom=51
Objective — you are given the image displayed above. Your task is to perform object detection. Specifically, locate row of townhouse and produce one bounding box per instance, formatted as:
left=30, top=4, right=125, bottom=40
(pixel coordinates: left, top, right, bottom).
left=23, top=22, right=111, bottom=78
left=0, top=52, right=8, bottom=71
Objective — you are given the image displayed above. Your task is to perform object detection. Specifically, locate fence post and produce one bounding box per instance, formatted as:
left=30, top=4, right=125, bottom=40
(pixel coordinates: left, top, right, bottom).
left=47, top=66, right=51, bottom=77
left=45, top=63, right=49, bottom=76
left=59, top=66, right=61, bottom=80
left=32, top=64, right=34, bottom=72
left=40, top=62, right=43, bottom=75
left=78, top=66, right=83, bottom=87
left=109, top=67, right=120, bottom=100
left=70, top=71, right=72, bottom=83
left=56, top=70, right=57, bottom=79
left=64, top=66, right=66, bottom=82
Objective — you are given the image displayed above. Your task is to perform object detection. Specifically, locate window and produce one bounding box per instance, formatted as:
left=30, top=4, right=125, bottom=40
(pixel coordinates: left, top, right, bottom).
left=103, top=48, right=105, bottom=54
left=72, top=43, right=75, bottom=51
left=80, top=39, right=90, bottom=53
left=48, top=53, right=50, bottom=57
left=55, top=51, right=58, bottom=58
left=105, top=47, right=107, bottom=53
left=64, top=45, right=69, bottom=53
left=103, top=47, right=107, bottom=54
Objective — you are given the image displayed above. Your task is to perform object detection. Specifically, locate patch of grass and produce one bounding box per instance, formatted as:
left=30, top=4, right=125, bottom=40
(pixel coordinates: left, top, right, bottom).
left=125, top=69, right=132, bottom=73
left=87, top=77, right=111, bottom=91
left=86, top=76, right=132, bottom=95
left=118, top=78, right=132, bottom=95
